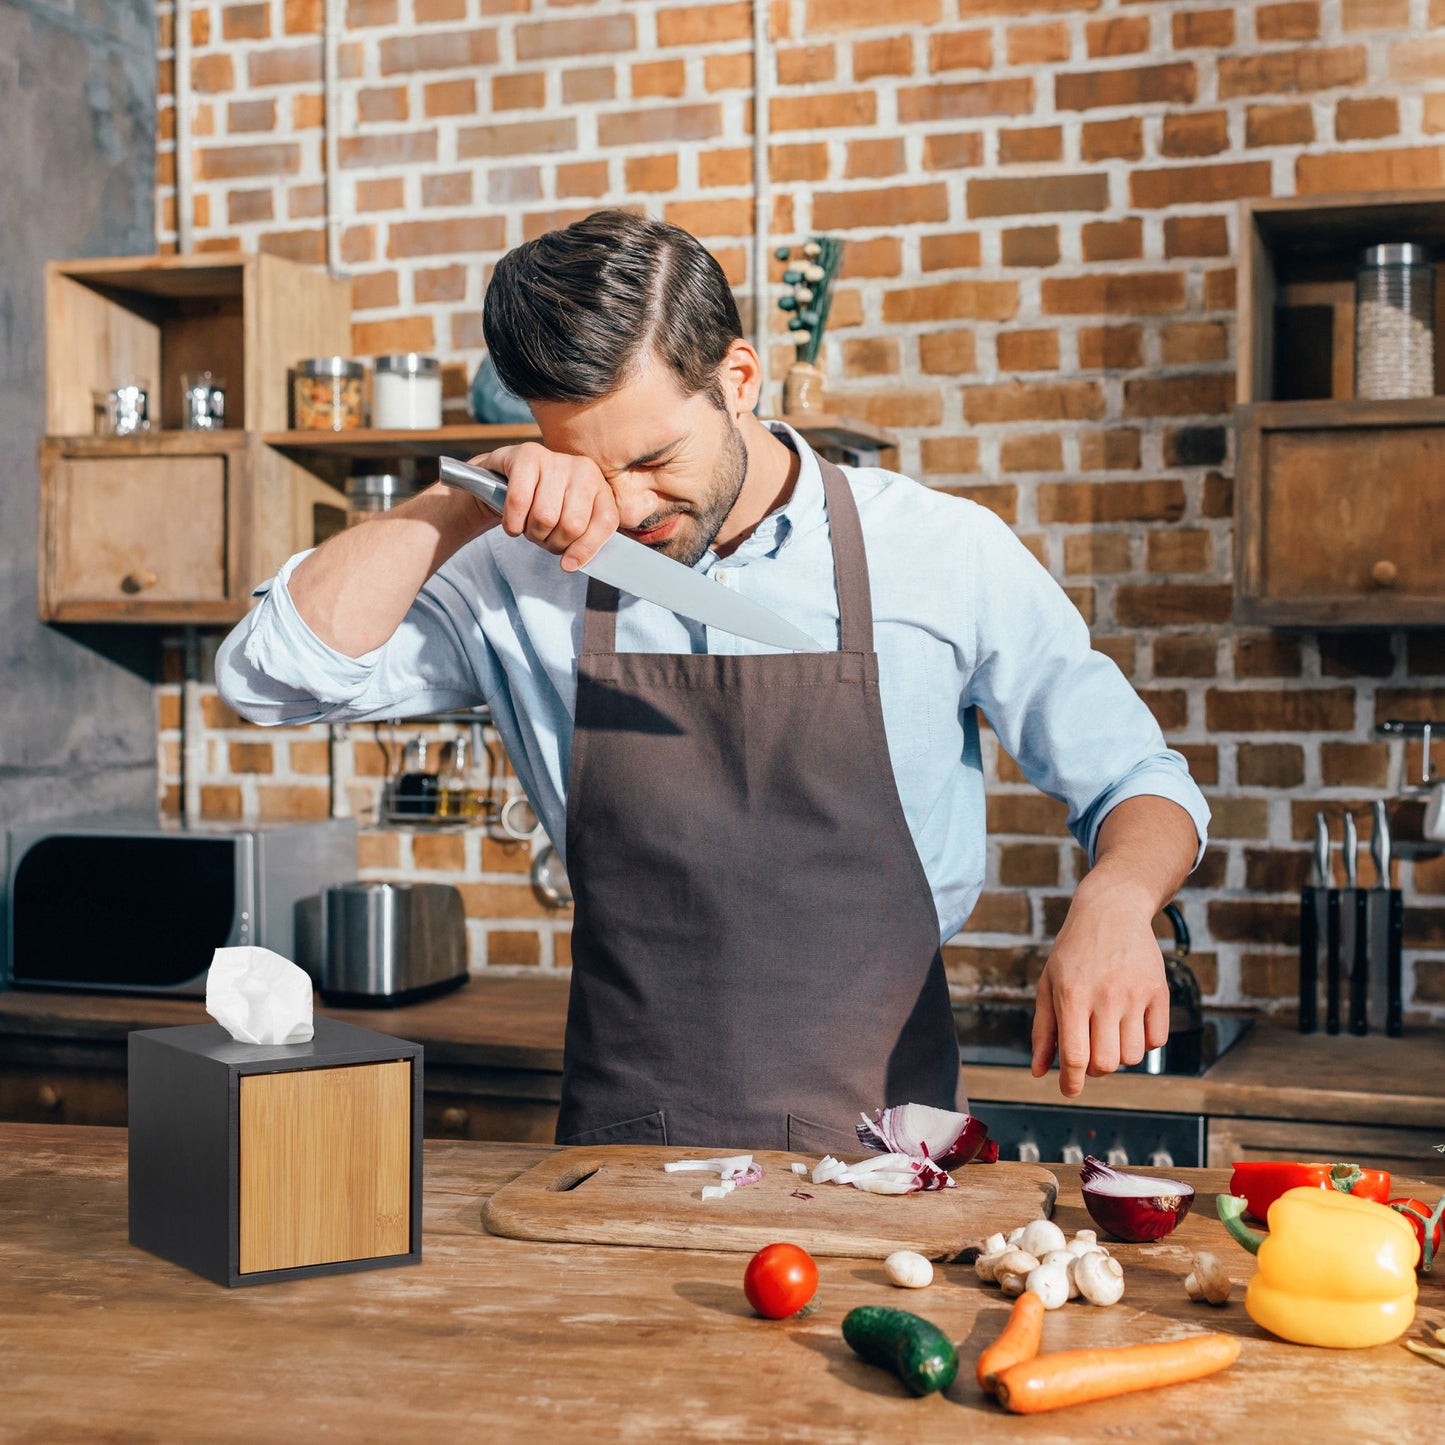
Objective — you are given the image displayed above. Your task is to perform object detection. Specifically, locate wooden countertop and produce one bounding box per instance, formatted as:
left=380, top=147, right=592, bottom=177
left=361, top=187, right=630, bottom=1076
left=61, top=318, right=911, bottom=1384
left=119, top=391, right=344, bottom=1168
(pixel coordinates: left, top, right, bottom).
left=2, top=1124, right=1439, bottom=1443
left=6, top=976, right=1445, bottom=1128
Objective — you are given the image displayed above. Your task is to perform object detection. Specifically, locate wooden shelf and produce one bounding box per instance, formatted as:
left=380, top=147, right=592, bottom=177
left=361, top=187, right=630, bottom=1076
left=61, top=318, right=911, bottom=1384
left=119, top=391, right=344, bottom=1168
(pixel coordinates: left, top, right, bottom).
left=1238, top=396, right=1445, bottom=429
left=263, top=414, right=897, bottom=465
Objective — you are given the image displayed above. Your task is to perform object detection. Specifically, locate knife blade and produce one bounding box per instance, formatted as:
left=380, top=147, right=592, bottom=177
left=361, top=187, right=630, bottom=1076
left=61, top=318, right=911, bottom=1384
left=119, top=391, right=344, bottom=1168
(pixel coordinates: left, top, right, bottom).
left=438, top=456, right=825, bottom=654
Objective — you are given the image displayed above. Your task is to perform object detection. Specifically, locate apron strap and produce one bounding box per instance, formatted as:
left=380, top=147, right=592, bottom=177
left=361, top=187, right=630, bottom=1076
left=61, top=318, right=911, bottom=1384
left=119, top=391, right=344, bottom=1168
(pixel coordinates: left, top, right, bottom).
left=815, top=456, right=873, bottom=654
left=581, top=444, right=875, bottom=654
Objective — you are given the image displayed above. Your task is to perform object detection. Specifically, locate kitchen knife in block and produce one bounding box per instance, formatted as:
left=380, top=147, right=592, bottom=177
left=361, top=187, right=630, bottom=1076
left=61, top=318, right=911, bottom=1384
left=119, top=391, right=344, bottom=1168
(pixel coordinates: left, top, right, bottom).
left=1349, top=887, right=1371, bottom=1037
left=1386, top=890, right=1404, bottom=1037
left=1298, top=886, right=1320, bottom=1033
left=481, top=1147, right=1058, bottom=1260
left=1325, top=886, right=1342, bottom=1035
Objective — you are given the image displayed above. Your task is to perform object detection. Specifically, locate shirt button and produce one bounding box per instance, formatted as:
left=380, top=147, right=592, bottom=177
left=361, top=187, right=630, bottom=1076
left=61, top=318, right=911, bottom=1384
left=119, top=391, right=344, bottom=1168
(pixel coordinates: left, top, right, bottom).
left=715, top=570, right=732, bottom=588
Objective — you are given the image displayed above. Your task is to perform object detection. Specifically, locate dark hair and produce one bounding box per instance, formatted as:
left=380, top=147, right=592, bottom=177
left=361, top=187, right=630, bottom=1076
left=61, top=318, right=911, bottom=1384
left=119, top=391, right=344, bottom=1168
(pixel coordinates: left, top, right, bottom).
left=482, top=209, right=743, bottom=408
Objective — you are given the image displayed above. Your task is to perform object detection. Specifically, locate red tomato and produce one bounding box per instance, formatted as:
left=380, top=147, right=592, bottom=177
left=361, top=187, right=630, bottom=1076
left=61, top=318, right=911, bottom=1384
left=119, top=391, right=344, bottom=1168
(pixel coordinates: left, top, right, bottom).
left=743, top=1242, right=818, bottom=1319
left=1389, top=1197, right=1443, bottom=1272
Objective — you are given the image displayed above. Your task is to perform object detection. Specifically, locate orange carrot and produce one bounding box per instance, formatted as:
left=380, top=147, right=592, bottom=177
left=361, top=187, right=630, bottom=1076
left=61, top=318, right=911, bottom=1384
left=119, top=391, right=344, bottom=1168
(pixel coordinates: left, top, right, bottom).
left=993, top=1334, right=1241, bottom=1415
left=976, top=1292, right=1046, bottom=1394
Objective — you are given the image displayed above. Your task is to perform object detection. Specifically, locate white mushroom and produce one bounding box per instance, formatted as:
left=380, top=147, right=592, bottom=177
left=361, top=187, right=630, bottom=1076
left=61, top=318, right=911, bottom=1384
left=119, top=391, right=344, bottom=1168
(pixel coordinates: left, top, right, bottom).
left=995, top=1249, right=1041, bottom=1297
left=1019, top=1219, right=1068, bottom=1259
left=1039, top=1249, right=1081, bottom=1299
left=1066, top=1230, right=1100, bottom=1256
left=1075, top=1250, right=1126, bottom=1307
left=973, top=1234, right=1011, bottom=1283
left=1183, top=1252, right=1232, bottom=1306
left=1025, top=1261, right=1072, bottom=1310
left=885, top=1250, right=934, bottom=1289
left=1006, top=1226, right=1027, bottom=1247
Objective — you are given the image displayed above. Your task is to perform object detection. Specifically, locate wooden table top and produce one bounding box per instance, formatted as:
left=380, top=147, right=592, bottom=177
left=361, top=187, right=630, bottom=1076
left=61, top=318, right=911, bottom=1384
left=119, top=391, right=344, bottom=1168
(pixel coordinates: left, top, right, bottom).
left=3, top=1124, right=1440, bottom=1443
left=5, top=975, right=1445, bottom=1127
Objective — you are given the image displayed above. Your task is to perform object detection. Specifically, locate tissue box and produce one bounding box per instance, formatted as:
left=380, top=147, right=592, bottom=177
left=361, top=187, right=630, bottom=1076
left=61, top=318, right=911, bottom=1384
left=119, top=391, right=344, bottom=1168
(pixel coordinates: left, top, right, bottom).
left=128, top=1018, right=422, bottom=1287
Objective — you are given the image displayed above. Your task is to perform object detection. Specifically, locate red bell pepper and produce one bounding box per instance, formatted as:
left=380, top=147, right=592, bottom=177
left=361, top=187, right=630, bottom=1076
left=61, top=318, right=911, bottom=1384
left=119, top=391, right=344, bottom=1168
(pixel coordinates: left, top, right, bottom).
left=1228, top=1161, right=1392, bottom=1223
left=1389, top=1196, right=1444, bottom=1273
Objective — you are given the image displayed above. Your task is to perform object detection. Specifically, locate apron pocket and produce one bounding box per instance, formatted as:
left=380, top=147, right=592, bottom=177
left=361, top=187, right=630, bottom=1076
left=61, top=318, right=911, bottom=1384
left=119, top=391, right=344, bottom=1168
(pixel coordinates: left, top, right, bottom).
left=558, top=1109, right=667, bottom=1147
left=787, top=1113, right=861, bottom=1156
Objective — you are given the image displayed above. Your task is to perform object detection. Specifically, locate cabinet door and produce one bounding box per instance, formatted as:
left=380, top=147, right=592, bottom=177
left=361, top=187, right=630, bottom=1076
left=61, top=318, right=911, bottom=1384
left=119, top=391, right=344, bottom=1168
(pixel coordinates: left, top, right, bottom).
left=1237, top=408, right=1445, bottom=626
left=1207, top=1115, right=1443, bottom=1182
left=47, top=452, right=230, bottom=614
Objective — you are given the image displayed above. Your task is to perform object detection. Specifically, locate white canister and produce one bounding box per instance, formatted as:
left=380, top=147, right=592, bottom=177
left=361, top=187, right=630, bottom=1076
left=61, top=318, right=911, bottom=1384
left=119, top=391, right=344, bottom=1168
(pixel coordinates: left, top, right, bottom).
left=373, top=353, right=443, bottom=429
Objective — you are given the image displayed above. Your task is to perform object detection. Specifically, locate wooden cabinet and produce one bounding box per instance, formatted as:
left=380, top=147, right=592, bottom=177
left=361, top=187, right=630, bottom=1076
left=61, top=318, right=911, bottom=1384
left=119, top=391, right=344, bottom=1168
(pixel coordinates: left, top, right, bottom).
left=1235, top=190, right=1445, bottom=629
left=1236, top=398, right=1445, bottom=627
left=1206, top=1114, right=1441, bottom=1180
left=39, top=251, right=351, bottom=625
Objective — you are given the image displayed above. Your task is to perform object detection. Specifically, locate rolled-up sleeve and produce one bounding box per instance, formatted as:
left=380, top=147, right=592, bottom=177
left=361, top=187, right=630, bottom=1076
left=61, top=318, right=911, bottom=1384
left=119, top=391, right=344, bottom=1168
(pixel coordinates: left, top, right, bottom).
left=964, top=508, right=1209, bottom=867
left=214, top=551, right=493, bottom=726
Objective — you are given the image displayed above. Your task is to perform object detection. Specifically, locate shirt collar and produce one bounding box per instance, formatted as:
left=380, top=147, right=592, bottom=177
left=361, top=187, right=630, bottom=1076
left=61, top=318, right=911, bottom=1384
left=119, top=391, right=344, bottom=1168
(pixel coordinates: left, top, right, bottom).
left=713, top=420, right=828, bottom=563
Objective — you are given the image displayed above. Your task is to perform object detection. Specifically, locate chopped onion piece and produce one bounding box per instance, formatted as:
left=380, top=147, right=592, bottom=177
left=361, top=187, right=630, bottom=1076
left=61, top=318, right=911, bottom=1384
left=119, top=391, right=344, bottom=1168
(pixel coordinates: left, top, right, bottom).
left=856, top=1104, right=990, bottom=1168
left=663, top=1154, right=753, bottom=1176
left=790, top=1163, right=808, bottom=1176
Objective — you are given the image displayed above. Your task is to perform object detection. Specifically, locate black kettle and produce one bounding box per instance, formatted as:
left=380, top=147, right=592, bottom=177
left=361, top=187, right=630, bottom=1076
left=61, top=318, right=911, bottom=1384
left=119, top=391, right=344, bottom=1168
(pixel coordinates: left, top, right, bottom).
left=1162, top=901, right=1203, bottom=1037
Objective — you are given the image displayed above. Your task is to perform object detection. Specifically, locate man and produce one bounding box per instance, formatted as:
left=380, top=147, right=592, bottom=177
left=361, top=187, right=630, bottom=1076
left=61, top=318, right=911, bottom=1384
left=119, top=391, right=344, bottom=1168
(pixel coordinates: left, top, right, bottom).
left=217, top=210, right=1208, bottom=1152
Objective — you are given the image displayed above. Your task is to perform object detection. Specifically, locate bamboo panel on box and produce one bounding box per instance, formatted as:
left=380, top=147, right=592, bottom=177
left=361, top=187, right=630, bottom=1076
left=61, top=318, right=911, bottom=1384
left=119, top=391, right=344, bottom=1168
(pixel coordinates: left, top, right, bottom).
left=239, top=1060, right=412, bottom=1274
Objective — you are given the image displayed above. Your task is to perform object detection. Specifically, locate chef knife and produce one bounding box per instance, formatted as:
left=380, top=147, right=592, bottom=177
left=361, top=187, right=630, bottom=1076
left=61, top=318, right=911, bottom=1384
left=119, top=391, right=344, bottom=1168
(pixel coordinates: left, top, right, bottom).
left=1325, top=818, right=1341, bottom=1036
left=1344, top=811, right=1369, bottom=1036
left=1298, top=812, right=1328, bottom=1034
left=438, top=456, right=824, bottom=653
left=1369, top=800, right=1404, bottom=1038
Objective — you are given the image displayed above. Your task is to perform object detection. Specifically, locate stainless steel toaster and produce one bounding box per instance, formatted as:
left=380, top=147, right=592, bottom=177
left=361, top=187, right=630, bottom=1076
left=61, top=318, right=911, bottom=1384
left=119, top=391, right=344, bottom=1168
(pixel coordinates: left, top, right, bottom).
left=319, top=881, right=468, bottom=1006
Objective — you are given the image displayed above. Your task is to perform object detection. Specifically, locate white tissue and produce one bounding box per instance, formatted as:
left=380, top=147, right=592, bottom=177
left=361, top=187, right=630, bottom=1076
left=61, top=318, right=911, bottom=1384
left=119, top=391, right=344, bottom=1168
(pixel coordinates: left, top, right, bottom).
left=205, top=946, right=315, bottom=1046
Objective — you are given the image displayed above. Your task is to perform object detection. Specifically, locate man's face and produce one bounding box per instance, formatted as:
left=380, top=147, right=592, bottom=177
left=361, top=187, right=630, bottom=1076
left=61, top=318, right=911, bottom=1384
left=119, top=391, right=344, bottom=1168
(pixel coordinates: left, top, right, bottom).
left=530, top=354, right=748, bottom=568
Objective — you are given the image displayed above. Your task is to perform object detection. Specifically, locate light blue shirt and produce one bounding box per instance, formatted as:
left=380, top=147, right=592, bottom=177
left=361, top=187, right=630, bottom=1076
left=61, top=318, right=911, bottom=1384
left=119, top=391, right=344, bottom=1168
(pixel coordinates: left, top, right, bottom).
left=215, top=423, right=1209, bottom=941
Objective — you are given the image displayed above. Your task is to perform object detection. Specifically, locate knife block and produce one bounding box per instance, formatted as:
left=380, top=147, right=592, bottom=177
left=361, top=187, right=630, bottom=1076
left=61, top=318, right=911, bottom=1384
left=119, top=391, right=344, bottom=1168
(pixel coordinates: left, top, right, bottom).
left=128, top=1018, right=422, bottom=1286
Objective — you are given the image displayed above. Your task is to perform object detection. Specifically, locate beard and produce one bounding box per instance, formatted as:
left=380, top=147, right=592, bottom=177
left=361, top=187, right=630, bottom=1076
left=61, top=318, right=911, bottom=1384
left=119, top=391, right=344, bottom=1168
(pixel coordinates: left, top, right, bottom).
left=633, top=413, right=749, bottom=568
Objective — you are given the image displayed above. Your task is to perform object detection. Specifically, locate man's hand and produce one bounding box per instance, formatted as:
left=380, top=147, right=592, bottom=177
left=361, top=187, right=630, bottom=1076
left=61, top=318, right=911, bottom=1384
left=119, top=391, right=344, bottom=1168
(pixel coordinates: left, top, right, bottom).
left=477, top=443, right=619, bottom=573
left=1029, top=795, right=1199, bottom=1097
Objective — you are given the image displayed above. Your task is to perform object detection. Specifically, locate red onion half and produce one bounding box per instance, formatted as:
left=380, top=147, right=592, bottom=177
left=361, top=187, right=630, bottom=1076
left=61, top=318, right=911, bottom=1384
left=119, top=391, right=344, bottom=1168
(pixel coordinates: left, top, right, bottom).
left=1080, top=1155, right=1195, bottom=1242
left=856, top=1104, right=991, bottom=1169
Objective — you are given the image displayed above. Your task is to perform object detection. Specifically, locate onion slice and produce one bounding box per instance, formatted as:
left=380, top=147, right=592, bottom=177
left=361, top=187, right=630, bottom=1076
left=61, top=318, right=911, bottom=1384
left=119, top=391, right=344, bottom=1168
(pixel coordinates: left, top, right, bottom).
left=1080, top=1155, right=1196, bottom=1242
left=856, top=1103, right=991, bottom=1168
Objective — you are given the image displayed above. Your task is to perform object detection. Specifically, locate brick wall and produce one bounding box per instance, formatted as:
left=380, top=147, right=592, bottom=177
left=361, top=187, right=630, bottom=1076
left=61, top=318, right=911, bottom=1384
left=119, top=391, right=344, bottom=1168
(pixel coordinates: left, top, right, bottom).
left=156, top=0, right=1445, bottom=1016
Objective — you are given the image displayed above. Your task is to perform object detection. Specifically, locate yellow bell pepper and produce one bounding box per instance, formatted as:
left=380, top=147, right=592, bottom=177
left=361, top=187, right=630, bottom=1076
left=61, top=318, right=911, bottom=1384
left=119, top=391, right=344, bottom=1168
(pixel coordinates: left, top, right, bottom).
left=1217, top=1186, right=1417, bottom=1348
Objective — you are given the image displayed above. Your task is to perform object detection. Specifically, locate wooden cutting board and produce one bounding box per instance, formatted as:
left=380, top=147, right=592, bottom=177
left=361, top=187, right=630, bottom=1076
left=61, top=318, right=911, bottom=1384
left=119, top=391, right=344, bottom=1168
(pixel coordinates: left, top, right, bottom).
left=481, top=1148, right=1058, bottom=1259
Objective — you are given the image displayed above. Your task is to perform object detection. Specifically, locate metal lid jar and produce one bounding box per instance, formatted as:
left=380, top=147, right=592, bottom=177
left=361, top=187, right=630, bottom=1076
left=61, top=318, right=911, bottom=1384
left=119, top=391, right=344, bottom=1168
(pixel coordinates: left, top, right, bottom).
left=344, top=473, right=417, bottom=524
left=1354, top=243, right=1435, bottom=401
left=292, top=356, right=366, bottom=430
left=373, top=353, right=443, bottom=430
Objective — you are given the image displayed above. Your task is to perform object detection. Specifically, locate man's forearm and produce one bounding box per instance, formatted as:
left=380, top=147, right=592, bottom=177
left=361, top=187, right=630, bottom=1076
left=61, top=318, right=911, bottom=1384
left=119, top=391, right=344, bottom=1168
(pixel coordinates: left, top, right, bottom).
left=288, top=483, right=495, bottom=657
left=1076, top=794, right=1199, bottom=914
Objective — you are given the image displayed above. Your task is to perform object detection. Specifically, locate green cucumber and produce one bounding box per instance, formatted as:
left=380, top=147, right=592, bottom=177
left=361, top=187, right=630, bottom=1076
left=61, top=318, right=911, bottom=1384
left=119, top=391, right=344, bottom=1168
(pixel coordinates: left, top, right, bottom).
left=841, top=1305, right=959, bottom=1397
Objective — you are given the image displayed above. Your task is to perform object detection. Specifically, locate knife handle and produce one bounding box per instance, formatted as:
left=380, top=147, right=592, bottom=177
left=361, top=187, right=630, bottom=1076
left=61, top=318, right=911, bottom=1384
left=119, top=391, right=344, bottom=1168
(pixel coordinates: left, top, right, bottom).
left=1298, top=886, right=1318, bottom=1034
left=439, top=456, right=510, bottom=516
left=1386, top=889, right=1404, bottom=1038
left=1325, top=888, right=1341, bottom=1035
left=1349, top=887, right=1370, bottom=1036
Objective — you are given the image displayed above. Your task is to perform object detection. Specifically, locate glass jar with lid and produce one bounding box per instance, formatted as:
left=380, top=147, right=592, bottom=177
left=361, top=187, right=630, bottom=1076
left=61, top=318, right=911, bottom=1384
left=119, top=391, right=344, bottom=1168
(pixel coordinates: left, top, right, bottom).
left=292, top=357, right=366, bottom=430
left=373, top=353, right=443, bottom=429
left=1355, top=243, right=1436, bottom=400
left=345, top=473, right=417, bottom=525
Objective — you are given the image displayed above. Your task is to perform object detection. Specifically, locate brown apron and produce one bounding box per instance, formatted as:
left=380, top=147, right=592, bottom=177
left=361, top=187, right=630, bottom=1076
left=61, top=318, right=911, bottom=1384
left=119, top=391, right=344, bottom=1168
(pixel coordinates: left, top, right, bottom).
left=556, top=455, right=959, bottom=1153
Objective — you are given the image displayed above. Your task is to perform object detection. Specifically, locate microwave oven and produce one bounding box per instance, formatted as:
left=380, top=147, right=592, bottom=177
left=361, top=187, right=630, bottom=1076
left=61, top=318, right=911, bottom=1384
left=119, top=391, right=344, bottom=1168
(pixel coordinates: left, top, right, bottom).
left=4, top=817, right=357, bottom=994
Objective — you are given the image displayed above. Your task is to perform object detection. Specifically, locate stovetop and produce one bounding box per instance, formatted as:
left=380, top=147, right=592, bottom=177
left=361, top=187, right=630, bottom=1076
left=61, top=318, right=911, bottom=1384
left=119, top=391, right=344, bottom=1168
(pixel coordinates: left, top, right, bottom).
left=954, top=1003, right=1253, bottom=1078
